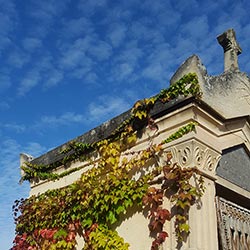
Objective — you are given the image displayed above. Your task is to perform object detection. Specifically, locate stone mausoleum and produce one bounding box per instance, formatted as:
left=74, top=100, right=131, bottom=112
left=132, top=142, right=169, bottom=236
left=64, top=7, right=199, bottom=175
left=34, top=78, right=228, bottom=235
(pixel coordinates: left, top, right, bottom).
left=19, top=29, right=250, bottom=250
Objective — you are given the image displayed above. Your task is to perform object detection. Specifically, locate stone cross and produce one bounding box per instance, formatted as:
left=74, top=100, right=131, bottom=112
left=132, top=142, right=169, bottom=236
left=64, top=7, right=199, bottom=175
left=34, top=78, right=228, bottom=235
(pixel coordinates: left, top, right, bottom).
left=217, top=28, right=242, bottom=72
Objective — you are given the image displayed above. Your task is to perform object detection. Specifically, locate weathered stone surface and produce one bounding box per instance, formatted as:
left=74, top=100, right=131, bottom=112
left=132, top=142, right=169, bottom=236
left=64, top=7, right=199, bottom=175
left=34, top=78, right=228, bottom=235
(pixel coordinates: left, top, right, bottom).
left=217, top=28, right=242, bottom=72
left=31, top=109, right=130, bottom=166
left=217, top=145, right=250, bottom=192
left=170, top=54, right=208, bottom=87
left=203, top=71, right=250, bottom=119
left=170, top=54, right=250, bottom=119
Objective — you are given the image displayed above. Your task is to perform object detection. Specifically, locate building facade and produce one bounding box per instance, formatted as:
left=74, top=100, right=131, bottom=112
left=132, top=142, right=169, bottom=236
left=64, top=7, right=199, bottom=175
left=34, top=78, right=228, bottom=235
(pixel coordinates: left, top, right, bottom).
left=19, top=29, right=250, bottom=250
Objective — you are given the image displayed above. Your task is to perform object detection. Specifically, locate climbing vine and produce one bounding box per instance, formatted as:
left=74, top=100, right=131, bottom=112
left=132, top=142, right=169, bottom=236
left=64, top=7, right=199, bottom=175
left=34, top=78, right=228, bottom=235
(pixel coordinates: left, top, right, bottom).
left=12, top=73, right=204, bottom=250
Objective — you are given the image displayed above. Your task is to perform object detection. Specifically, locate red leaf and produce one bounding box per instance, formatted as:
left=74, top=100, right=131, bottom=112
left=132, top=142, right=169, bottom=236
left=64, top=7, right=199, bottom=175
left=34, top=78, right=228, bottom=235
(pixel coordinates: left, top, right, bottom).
left=158, top=231, right=168, bottom=241
left=157, top=208, right=171, bottom=221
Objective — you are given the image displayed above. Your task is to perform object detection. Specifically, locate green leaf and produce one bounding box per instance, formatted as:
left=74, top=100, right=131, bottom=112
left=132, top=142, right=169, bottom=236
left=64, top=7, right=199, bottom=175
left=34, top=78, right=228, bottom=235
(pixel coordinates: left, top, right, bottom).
left=53, top=229, right=67, bottom=239
left=124, top=199, right=133, bottom=208
left=82, top=217, right=93, bottom=228
left=179, top=223, right=190, bottom=233
left=108, top=211, right=117, bottom=224
left=116, top=205, right=125, bottom=215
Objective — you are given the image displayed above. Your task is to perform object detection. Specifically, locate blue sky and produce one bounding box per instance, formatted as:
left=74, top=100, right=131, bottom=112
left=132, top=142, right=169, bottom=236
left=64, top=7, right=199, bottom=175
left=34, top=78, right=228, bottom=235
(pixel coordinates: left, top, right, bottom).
left=1, top=0, right=250, bottom=248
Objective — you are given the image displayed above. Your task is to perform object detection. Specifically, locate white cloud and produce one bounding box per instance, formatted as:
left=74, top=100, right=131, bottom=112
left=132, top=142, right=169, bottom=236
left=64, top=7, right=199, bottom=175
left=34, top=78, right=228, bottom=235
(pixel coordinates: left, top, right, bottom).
left=38, top=55, right=54, bottom=72
left=0, top=101, right=10, bottom=110
left=146, top=42, right=173, bottom=63
left=29, top=1, right=68, bottom=20
left=15, top=54, right=60, bottom=94
left=87, top=96, right=130, bottom=123
left=109, top=41, right=143, bottom=83
left=84, top=72, right=98, bottom=83
left=139, top=42, right=175, bottom=84
left=0, top=36, right=11, bottom=53
left=22, top=37, right=42, bottom=51
left=61, top=48, right=86, bottom=69
left=71, top=56, right=93, bottom=79
left=60, top=37, right=91, bottom=69
left=0, top=12, right=13, bottom=36
left=18, top=69, right=41, bottom=96
left=88, top=40, right=112, bottom=61
left=61, top=17, right=94, bottom=39
left=25, top=1, right=69, bottom=38
left=2, top=123, right=26, bottom=133
left=29, top=105, right=130, bottom=134
left=181, top=15, right=210, bottom=40
left=173, top=0, right=199, bottom=12
left=130, top=21, right=150, bottom=41
left=141, top=0, right=170, bottom=14
left=0, top=0, right=16, bottom=14
left=77, top=0, right=107, bottom=16
left=0, top=73, right=11, bottom=92
left=0, top=3, right=15, bottom=53
left=7, top=49, right=30, bottom=68
left=142, top=62, right=165, bottom=82
left=117, top=42, right=143, bottom=64
left=39, top=112, right=85, bottom=127
left=44, top=69, right=64, bottom=88
left=59, top=37, right=111, bottom=80
left=174, top=37, right=197, bottom=58
left=23, top=142, right=47, bottom=157
left=156, top=8, right=181, bottom=28
left=107, top=23, right=127, bottom=47
left=112, top=63, right=134, bottom=81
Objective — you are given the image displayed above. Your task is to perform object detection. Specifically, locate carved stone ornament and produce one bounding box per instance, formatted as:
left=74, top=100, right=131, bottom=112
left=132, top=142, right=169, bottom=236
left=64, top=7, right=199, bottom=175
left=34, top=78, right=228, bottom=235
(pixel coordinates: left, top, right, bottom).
left=217, top=28, right=242, bottom=72
left=169, top=139, right=221, bottom=174
left=216, top=197, right=250, bottom=250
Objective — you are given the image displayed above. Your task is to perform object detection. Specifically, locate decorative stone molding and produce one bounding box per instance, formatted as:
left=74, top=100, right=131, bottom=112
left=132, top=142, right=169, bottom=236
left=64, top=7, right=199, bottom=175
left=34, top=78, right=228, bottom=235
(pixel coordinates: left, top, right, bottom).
left=169, top=139, right=221, bottom=176
left=216, top=196, right=250, bottom=250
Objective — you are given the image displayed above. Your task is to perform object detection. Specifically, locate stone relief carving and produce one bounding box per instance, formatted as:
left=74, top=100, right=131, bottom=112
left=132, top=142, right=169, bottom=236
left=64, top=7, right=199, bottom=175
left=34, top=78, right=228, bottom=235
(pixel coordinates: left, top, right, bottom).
left=216, top=197, right=250, bottom=250
left=169, top=139, right=221, bottom=173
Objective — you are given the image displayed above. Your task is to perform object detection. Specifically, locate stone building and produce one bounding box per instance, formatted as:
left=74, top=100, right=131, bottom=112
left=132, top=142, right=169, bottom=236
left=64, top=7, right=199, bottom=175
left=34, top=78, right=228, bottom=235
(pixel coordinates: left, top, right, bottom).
left=19, top=29, right=250, bottom=250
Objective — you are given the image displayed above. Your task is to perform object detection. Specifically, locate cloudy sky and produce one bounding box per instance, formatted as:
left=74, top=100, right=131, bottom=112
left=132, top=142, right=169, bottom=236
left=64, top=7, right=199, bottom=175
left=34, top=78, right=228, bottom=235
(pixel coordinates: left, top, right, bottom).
left=1, top=0, right=250, bottom=248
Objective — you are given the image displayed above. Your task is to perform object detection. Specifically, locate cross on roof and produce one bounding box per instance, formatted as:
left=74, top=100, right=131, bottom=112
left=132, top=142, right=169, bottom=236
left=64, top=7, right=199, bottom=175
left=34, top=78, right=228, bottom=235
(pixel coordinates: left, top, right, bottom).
left=217, top=29, right=242, bottom=72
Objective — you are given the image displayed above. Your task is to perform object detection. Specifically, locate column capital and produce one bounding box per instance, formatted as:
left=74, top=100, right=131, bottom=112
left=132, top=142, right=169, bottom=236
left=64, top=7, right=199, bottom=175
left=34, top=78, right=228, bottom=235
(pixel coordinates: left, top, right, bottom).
left=167, top=139, right=221, bottom=178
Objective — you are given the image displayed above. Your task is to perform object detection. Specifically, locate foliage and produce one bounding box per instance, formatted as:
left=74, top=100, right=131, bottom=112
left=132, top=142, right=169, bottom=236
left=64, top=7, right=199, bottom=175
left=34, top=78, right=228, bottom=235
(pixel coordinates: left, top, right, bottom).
left=143, top=152, right=205, bottom=249
left=12, top=73, right=204, bottom=250
left=161, top=122, right=197, bottom=144
left=20, top=72, right=200, bottom=183
left=83, top=224, right=130, bottom=250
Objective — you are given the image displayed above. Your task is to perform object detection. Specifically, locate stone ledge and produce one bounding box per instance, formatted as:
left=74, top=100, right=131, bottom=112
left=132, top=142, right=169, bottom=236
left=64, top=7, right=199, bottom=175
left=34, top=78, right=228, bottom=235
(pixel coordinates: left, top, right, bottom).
left=31, top=96, right=195, bottom=166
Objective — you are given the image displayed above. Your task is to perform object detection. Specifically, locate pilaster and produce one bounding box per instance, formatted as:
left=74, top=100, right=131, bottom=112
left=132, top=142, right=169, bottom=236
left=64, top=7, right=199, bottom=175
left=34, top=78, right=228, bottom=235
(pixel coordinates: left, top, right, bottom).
left=163, top=139, right=221, bottom=250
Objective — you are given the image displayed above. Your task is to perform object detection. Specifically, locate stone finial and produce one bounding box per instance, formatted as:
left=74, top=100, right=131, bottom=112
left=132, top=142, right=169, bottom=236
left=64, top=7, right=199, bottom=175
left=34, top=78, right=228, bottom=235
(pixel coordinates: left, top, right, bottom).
left=217, top=28, right=242, bottom=72
left=20, top=153, right=34, bottom=176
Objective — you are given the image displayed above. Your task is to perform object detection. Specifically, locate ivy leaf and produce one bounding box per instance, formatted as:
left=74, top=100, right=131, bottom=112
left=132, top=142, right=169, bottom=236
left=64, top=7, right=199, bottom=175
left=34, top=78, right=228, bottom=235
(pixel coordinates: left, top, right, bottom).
left=108, top=211, right=117, bottom=224
left=124, top=199, right=133, bottom=208
left=116, top=205, right=125, bottom=215
left=179, top=223, right=190, bottom=233
left=82, top=217, right=93, bottom=228
left=53, top=229, right=67, bottom=239
left=158, top=231, right=168, bottom=242
left=157, top=208, right=171, bottom=222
